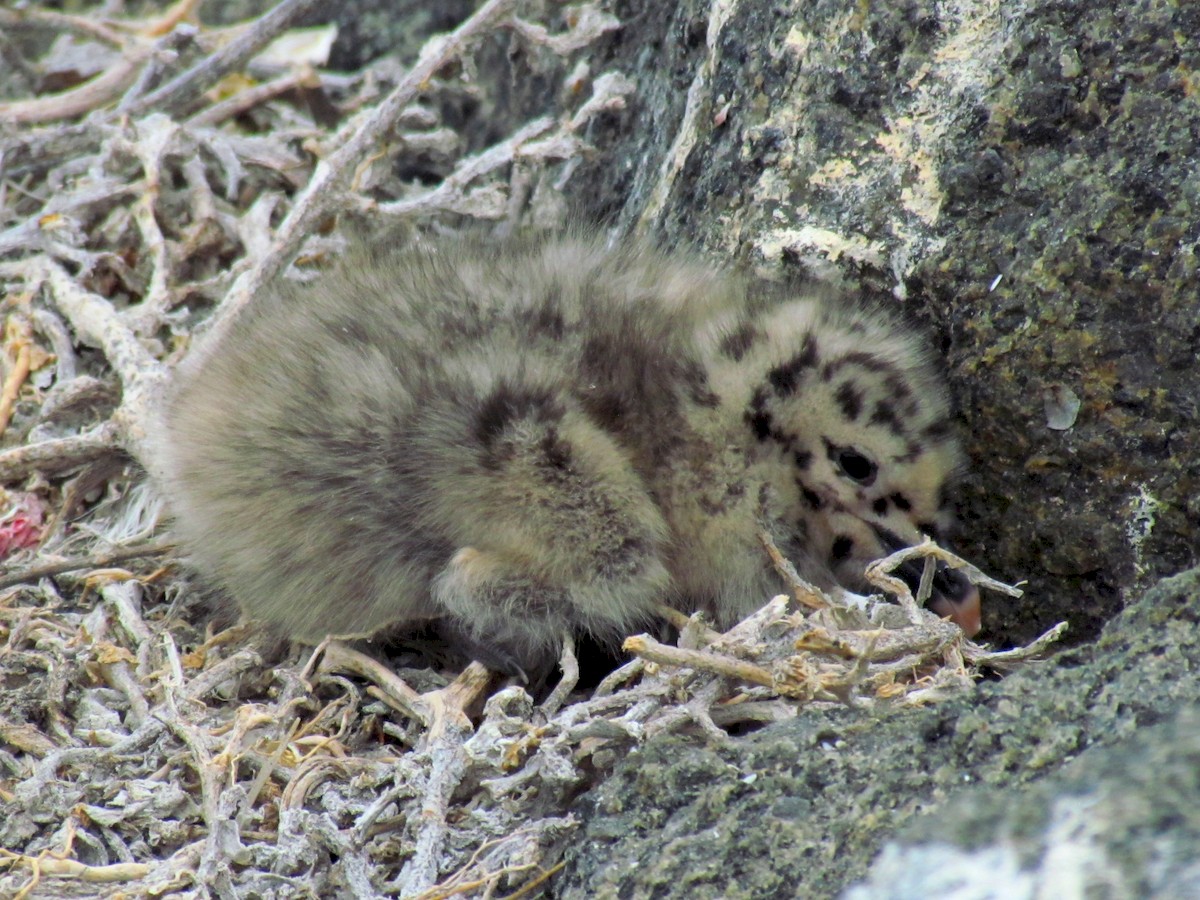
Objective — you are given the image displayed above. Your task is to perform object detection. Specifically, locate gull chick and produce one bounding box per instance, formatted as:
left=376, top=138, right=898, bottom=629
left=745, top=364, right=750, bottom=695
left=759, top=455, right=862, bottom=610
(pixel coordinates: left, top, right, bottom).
left=158, top=233, right=979, bottom=675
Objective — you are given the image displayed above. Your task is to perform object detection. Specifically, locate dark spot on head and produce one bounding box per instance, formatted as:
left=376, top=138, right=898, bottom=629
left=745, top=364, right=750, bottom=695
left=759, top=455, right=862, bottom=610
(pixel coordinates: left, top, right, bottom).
left=793, top=450, right=813, bottom=470
left=831, top=536, right=854, bottom=561
left=719, top=322, right=759, bottom=361
left=922, top=418, right=954, bottom=442
left=767, top=335, right=819, bottom=395
left=745, top=389, right=774, bottom=442
left=868, top=401, right=907, bottom=437
left=834, top=381, right=864, bottom=421
left=821, top=351, right=892, bottom=382
left=890, top=493, right=912, bottom=512
left=882, top=373, right=914, bottom=406
left=872, top=497, right=888, bottom=515
left=801, top=486, right=824, bottom=510
left=746, top=387, right=799, bottom=448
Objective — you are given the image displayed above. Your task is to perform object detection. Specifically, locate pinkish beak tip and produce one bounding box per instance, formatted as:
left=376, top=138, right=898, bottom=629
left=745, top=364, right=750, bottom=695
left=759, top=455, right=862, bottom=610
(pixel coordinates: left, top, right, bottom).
left=929, top=585, right=982, bottom=637
left=948, top=588, right=982, bottom=637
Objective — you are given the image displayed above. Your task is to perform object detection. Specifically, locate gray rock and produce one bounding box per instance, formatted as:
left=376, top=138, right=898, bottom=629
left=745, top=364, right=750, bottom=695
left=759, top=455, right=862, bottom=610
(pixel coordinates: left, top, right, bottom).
left=845, top=706, right=1200, bottom=900
left=553, top=567, right=1200, bottom=898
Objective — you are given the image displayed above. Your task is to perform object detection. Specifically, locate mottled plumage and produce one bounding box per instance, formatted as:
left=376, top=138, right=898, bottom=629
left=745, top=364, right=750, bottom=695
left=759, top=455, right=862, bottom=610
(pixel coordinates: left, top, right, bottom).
left=158, top=233, right=978, bottom=676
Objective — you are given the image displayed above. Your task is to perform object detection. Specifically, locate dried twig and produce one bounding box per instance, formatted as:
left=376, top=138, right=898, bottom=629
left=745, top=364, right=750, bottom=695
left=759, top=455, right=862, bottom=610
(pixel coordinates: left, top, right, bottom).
left=0, top=422, right=123, bottom=481
left=319, top=640, right=433, bottom=728
left=0, top=542, right=173, bottom=592
left=0, top=342, right=31, bottom=438
left=125, top=0, right=328, bottom=117
left=208, top=0, right=524, bottom=349
left=758, top=528, right=829, bottom=610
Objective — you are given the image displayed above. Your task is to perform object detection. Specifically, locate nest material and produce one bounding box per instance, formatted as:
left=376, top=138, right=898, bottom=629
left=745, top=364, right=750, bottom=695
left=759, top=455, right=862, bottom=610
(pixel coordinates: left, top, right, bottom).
left=0, top=1, right=1062, bottom=896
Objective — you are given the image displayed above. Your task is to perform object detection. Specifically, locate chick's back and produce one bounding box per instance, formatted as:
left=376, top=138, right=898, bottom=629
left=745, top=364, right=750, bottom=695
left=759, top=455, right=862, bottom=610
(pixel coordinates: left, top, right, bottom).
left=160, top=235, right=744, bottom=669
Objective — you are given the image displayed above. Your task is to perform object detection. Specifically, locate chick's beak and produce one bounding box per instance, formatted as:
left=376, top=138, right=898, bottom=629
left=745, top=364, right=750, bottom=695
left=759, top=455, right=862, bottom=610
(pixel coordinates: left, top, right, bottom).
left=927, top=577, right=982, bottom=638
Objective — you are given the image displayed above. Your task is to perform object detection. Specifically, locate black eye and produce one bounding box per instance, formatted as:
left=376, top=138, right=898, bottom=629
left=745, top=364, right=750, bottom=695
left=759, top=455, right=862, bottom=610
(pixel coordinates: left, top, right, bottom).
left=834, top=447, right=877, bottom=485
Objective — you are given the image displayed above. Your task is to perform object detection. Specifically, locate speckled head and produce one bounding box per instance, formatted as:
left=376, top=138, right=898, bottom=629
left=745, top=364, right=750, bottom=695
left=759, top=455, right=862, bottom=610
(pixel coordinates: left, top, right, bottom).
left=723, top=296, right=979, bottom=634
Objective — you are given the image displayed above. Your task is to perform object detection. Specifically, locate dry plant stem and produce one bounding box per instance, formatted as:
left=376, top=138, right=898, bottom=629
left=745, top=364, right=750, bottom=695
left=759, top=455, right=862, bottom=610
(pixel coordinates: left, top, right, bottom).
left=400, top=733, right=469, bottom=896
left=241, top=715, right=300, bottom=817
left=538, top=635, right=579, bottom=718
left=653, top=603, right=695, bottom=632
left=140, top=0, right=205, bottom=39
left=371, top=114, right=554, bottom=218
left=709, top=697, right=796, bottom=728
left=624, top=634, right=784, bottom=694
left=0, top=542, right=174, bottom=592
left=0, top=8, right=127, bottom=48
left=187, top=68, right=321, bottom=127
left=120, top=120, right=177, bottom=335
left=0, top=36, right=39, bottom=97
left=210, top=0, right=521, bottom=350
left=0, top=853, right=150, bottom=885
left=795, top=622, right=960, bottom=662
left=424, top=661, right=493, bottom=742
left=16, top=648, right=262, bottom=801
left=116, top=26, right=195, bottom=115
left=183, top=648, right=264, bottom=702
left=100, top=580, right=156, bottom=681
left=0, top=342, right=31, bottom=437
left=392, top=663, right=492, bottom=894
left=31, top=309, right=78, bottom=383
left=593, top=658, right=644, bottom=697
left=318, top=640, right=433, bottom=727
left=100, top=581, right=153, bottom=646
left=0, top=421, right=122, bottom=481
left=713, top=594, right=790, bottom=648
left=965, top=620, right=1069, bottom=669
left=162, top=698, right=223, bottom=844
left=126, top=0, right=328, bottom=117
left=282, top=757, right=354, bottom=810
left=681, top=680, right=730, bottom=743
left=0, top=52, right=151, bottom=125
left=32, top=259, right=169, bottom=465
left=871, top=538, right=1025, bottom=600
left=0, top=184, right=138, bottom=259
left=758, top=528, right=829, bottom=610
